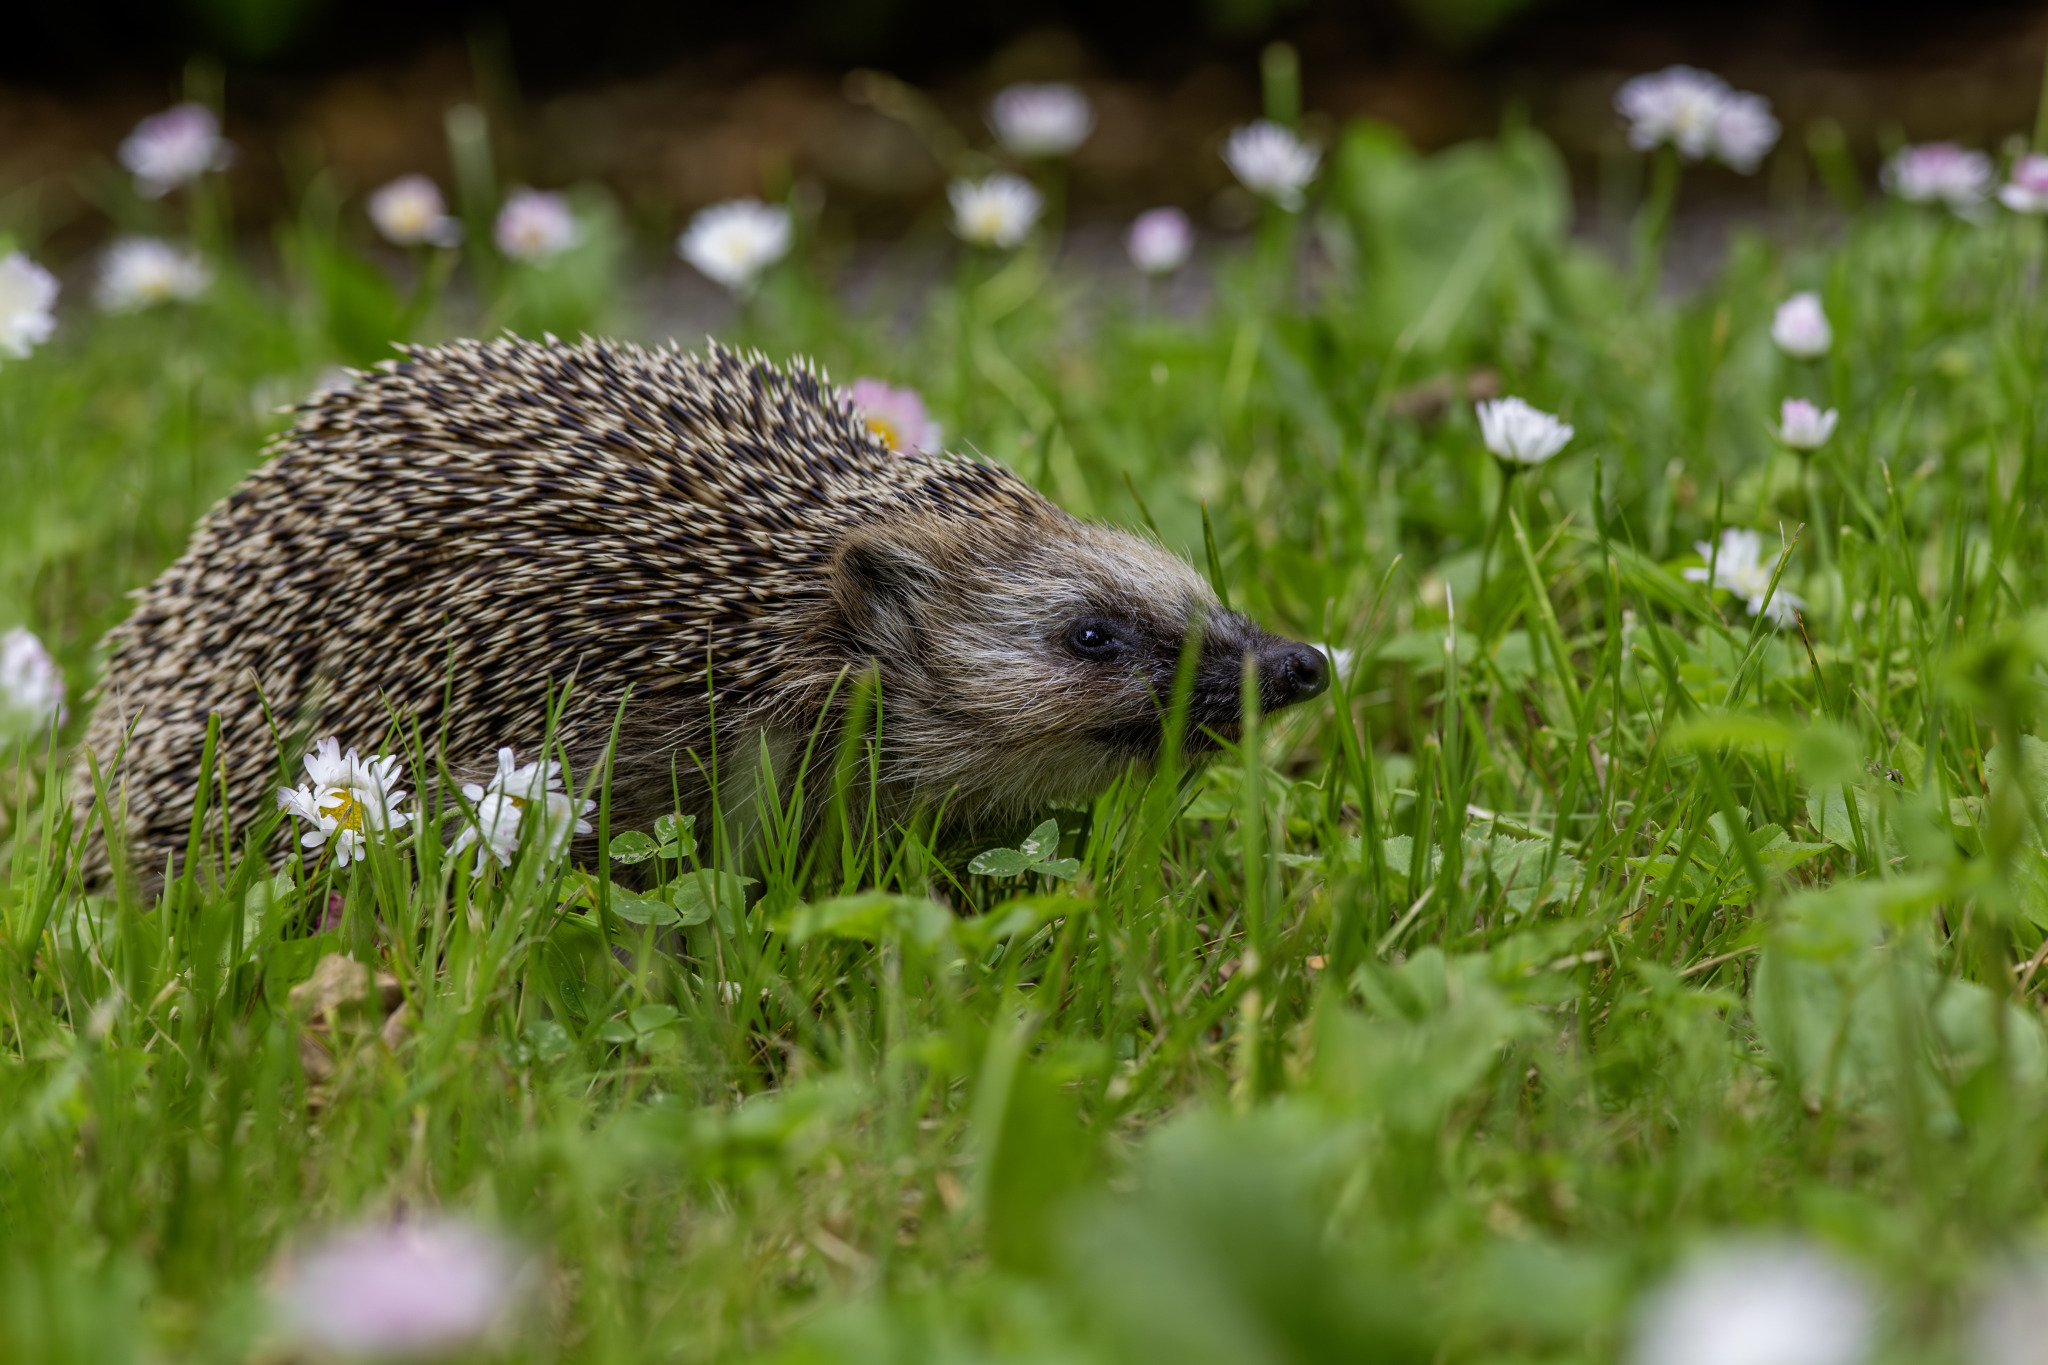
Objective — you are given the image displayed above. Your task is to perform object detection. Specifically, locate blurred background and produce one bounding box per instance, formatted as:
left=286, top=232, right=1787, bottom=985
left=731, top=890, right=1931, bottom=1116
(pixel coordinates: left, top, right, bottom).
left=7, top=0, right=2047, bottom=259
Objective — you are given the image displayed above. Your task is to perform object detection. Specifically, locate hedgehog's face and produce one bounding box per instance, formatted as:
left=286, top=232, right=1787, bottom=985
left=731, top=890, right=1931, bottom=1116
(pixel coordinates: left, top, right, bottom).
left=825, top=513, right=1327, bottom=824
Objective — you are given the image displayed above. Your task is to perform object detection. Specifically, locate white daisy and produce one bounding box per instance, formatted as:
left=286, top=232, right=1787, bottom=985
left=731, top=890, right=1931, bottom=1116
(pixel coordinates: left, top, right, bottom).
left=845, top=378, right=942, bottom=453
left=677, top=198, right=792, bottom=292
left=0, top=627, right=65, bottom=736
left=1126, top=207, right=1194, bottom=274
left=95, top=238, right=211, bottom=313
left=1882, top=143, right=1994, bottom=213
left=1631, top=1241, right=1873, bottom=1365
left=368, top=174, right=462, bottom=247
left=276, top=737, right=411, bottom=868
left=1615, top=67, right=1779, bottom=172
left=1712, top=91, right=1781, bottom=173
left=1770, top=292, right=1832, bottom=358
left=455, top=789, right=526, bottom=876
left=986, top=82, right=1094, bottom=158
left=449, top=746, right=594, bottom=875
left=119, top=103, right=234, bottom=199
left=2000, top=154, right=2048, bottom=213
left=1684, top=528, right=1805, bottom=627
left=493, top=189, right=578, bottom=262
left=0, top=252, right=58, bottom=360
left=1975, top=1258, right=2048, bottom=1365
left=1617, top=66, right=1729, bottom=160
left=276, top=1218, right=521, bottom=1359
left=1476, top=396, right=1573, bottom=466
left=1777, top=399, right=1838, bottom=451
left=949, top=174, right=1042, bottom=249
left=1222, top=121, right=1320, bottom=210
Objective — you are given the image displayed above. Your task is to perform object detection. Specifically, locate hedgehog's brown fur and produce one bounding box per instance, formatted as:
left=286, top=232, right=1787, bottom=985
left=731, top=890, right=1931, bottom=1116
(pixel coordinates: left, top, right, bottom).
left=78, top=337, right=1326, bottom=886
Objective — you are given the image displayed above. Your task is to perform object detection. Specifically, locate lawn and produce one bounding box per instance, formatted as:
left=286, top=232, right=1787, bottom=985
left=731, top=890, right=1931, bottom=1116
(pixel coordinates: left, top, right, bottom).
left=5, top=63, right=2048, bottom=1365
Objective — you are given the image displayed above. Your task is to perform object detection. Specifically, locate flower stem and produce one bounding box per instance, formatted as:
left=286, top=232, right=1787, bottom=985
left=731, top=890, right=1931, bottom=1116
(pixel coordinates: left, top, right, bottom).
left=1632, top=147, right=1681, bottom=300
left=1796, top=449, right=1833, bottom=571
left=1479, top=459, right=1520, bottom=590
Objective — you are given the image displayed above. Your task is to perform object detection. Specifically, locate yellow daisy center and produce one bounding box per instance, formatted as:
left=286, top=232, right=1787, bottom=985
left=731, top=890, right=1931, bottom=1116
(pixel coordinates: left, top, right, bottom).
left=863, top=414, right=906, bottom=452
left=318, top=787, right=366, bottom=833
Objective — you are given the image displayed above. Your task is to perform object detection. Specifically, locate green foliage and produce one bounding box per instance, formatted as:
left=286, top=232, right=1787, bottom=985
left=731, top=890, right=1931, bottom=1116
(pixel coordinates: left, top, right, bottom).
left=491, top=190, right=627, bottom=339
left=967, top=818, right=1081, bottom=880
left=9, top=113, right=2048, bottom=1363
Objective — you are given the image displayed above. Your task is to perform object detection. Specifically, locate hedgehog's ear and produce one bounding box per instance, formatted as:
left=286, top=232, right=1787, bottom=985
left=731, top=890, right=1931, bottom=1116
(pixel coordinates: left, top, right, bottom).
left=830, top=533, right=940, bottom=659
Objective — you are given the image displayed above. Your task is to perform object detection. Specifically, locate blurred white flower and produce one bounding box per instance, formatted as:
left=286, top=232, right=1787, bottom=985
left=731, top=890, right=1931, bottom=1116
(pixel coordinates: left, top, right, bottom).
left=1777, top=399, right=1838, bottom=451
left=1631, top=1242, right=1873, bottom=1365
left=451, top=746, right=594, bottom=875
left=0, top=252, right=58, bottom=359
left=846, top=377, right=942, bottom=453
left=1223, top=120, right=1320, bottom=210
left=1713, top=92, right=1781, bottom=173
left=1975, top=1259, right=2048, bottom=1365
left=494, top=189, right=578, bottom=262
left=677, top=198, right=793, bottom=292
left=1883, top=143, right=1994, bottom=213
left=368, top=174, right=462, bottom=247
left=95, top=238, right=211, bottom=313
left=1616, top=67, right=1730, bottom=160
left=276, top=1217, right=522, bottom=1359
left=949, top=174, right=1042, bottom=248
left=1615, top=67, right=1778, bottom=172
left=1771, top=291, right=1832, bottom=358
left=2000, top=154, right=2048, bottom=213
left=987, top=82, right=1094, bottom=158
left=1684, top=529, right=1805, bottom=627
left=276, top=737, right=411, bottom=869
left=1476, top=396, right=1573, bottom=466
left=0, top=627, right=65, bottom=737
left=1126, top=207, right=1194, bottom=274
left=119, top=102, right=234, bottom=198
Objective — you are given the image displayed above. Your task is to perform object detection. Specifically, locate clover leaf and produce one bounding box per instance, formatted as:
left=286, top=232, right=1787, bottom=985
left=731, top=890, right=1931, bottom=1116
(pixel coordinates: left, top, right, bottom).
left=654, top=813, right=698, bottom=861
left=607, top=894, right=681, bottom=926
left=969, top=819, right=1082, bottom=881
left=597, top=1002, right=683, bottom=1054
left=610, top=816, right=698, bottom=867
left=608, top=831, right=658, bottom=864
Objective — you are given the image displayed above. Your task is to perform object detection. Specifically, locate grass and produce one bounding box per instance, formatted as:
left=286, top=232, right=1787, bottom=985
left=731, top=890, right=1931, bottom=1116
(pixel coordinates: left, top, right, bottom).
left=8, top=103, right=2048, bottom=1363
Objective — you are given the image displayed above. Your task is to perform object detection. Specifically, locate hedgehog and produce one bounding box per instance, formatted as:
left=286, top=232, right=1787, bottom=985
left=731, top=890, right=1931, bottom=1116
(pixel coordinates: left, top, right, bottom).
left=77, top=337, right=1328, bottom=886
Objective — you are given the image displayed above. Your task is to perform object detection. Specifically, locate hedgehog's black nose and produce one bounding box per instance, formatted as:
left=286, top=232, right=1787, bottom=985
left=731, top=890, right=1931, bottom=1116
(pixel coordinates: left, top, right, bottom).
left=1260, top=641, right=1329, bottom=711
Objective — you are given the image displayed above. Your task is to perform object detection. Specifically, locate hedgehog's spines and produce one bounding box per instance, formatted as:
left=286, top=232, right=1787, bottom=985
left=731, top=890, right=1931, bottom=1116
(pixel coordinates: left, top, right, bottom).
left=76, top=334, right=1244, bottom=889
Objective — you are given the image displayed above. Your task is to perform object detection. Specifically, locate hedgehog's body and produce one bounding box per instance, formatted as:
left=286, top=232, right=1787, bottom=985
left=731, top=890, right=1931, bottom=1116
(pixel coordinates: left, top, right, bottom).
left=80, top=338, right=1326, bottom=885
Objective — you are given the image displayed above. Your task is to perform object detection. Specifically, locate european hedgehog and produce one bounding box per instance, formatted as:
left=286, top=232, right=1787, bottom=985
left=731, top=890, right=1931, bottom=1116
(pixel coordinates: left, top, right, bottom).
left=79, top=338, right=1327, bottom=884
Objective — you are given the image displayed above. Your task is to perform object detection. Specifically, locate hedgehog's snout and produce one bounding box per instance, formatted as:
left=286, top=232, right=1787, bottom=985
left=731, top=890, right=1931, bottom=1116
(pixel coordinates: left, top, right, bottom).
left=1150, top=613, right=1327, bottom=753
left=1200, top=631, right=1327, bottom=724
left=1259, top=639, right=1329, bottom=710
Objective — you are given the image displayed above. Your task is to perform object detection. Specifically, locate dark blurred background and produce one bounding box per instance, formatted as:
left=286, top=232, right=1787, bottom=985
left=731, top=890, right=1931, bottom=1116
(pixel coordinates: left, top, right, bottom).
left=6, top=0, right=2047, bottom=239
left=13, top=0, right=2043, bottom=81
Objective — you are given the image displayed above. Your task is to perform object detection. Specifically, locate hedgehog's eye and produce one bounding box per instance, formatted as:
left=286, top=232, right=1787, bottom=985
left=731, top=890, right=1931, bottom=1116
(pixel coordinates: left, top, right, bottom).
left=1065, top=620, right=1129, bottom=662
